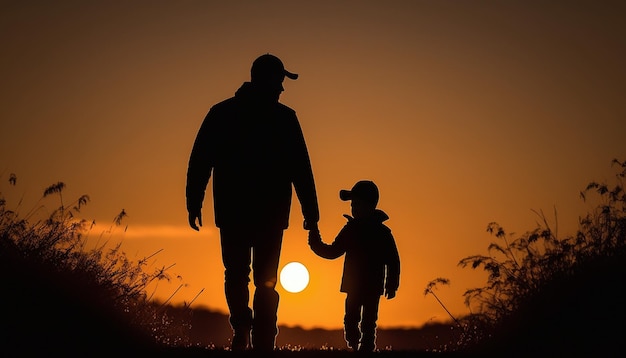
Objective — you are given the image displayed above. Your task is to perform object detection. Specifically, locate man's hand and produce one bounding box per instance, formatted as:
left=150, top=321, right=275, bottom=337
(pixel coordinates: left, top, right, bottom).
left=308, top=228, right=322, bottom=246
left=303, top=220, right=318, bottom=231
left=188, top=210, right=202, bottom=231
left=384, top=289, right=396, bottom=299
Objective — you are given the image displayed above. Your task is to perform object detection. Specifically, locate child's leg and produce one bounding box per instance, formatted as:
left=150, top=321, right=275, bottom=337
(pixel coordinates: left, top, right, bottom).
left=343, top=293, right=361, bottom=349
left=359, top=295, right=381, bottom=351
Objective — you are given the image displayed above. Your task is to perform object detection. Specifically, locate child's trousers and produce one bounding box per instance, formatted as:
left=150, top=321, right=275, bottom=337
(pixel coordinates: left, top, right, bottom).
left=344, top=292, right=381, bottom=351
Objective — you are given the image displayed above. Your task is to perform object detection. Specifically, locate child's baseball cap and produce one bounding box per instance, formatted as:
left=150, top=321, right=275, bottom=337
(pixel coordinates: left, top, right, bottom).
left=340, top=180, right=379, bottom=206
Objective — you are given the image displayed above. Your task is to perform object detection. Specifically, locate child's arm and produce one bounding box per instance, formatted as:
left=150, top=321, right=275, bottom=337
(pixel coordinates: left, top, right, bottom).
left=384, top=231, right=400, bottom=300
left=308, top=227, right=346, bottom=260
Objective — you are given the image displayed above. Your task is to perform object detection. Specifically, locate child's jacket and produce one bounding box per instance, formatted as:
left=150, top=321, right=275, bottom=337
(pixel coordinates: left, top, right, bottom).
left=310, top=209, right=400, bottom=296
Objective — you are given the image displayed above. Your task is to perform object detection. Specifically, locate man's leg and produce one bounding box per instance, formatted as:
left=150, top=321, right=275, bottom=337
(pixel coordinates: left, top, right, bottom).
left=250, top=228, right=283, bottom=351
left=220, top=229, right=253, bottom=350
left=343, top=293, right=361, bottom=350
left=359, top=295, right=381, bottom=352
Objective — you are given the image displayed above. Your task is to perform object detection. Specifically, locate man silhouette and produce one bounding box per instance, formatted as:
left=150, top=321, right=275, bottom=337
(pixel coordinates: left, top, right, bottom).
left=186, top=54, right=319, bottom=351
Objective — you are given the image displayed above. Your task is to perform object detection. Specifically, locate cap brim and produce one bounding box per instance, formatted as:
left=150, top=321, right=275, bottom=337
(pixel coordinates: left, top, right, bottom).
left=284, top=70, right=298, bottom=80
left=339, top=190, right=351, bottom=201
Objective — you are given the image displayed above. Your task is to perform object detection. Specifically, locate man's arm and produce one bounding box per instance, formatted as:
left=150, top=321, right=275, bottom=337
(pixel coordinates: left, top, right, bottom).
left=186, top=109, right=215, bottom=231
left=289, top=113, right=320, bottom=229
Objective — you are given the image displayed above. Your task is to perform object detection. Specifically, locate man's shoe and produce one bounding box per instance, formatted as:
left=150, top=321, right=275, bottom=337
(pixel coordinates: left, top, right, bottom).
left=347, top=340, right=359, bottom=351
left=231, top=330, right=250, bottom=351
left=358, top=343, right=375, bottom=352
left=251, top=327, right=277, bottom=352
left=251, top=337, right=275, bottom=352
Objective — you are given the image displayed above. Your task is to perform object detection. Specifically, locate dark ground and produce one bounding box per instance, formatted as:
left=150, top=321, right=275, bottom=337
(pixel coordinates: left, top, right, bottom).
left=3, top=233, right=625, bottom=357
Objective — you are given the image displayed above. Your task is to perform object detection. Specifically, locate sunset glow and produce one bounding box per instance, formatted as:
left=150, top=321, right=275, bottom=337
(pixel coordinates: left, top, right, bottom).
left=2, top=1, right=625, bottom=331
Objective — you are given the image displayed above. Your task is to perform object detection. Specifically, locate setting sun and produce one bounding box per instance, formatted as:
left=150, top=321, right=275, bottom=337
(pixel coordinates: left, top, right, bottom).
left=3, top=1, right=625, bottom=346
left=280, top=262, right=310, bottom=293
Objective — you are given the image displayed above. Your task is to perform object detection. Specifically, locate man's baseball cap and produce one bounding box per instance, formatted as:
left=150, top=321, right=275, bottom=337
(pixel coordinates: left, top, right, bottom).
left=340, top=180, right=379, bottom=206
left=251, top=54, right=298, bottom=82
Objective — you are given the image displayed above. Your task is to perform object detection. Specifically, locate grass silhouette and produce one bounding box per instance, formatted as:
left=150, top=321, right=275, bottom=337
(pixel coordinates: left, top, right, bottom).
left=0, top=176, right=189, bottom=355
left=425, top=158, right=626, bottom=356
left=1, top=159, right=624, bottom=356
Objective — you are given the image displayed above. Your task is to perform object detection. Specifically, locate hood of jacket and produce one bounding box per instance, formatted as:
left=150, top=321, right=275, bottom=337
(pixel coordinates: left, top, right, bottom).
left=235, top=81, right=280, bottom=104
left=344, top=209, right=389, bottom=223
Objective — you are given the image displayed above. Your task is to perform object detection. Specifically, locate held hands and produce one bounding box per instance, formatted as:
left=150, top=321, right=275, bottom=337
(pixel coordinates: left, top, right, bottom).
left=308, top=227, right=322, bottom=247
left=303, top=220, right=318, bottom=231
left=304, top=220, right=320, bottom=249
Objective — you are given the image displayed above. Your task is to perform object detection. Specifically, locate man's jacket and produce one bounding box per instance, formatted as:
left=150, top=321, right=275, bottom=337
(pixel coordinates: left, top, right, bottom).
left=310, top=209, right=400, bottom=296
left=186, top=82, right=319, bottom=229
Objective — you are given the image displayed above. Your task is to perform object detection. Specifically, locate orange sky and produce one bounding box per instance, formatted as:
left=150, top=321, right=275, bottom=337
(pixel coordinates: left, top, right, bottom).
left=1, top=1, right=625, bottom=330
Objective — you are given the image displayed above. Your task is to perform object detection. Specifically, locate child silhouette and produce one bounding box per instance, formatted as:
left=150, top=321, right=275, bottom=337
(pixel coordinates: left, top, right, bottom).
left=309, top=180, right=400, bottom=352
